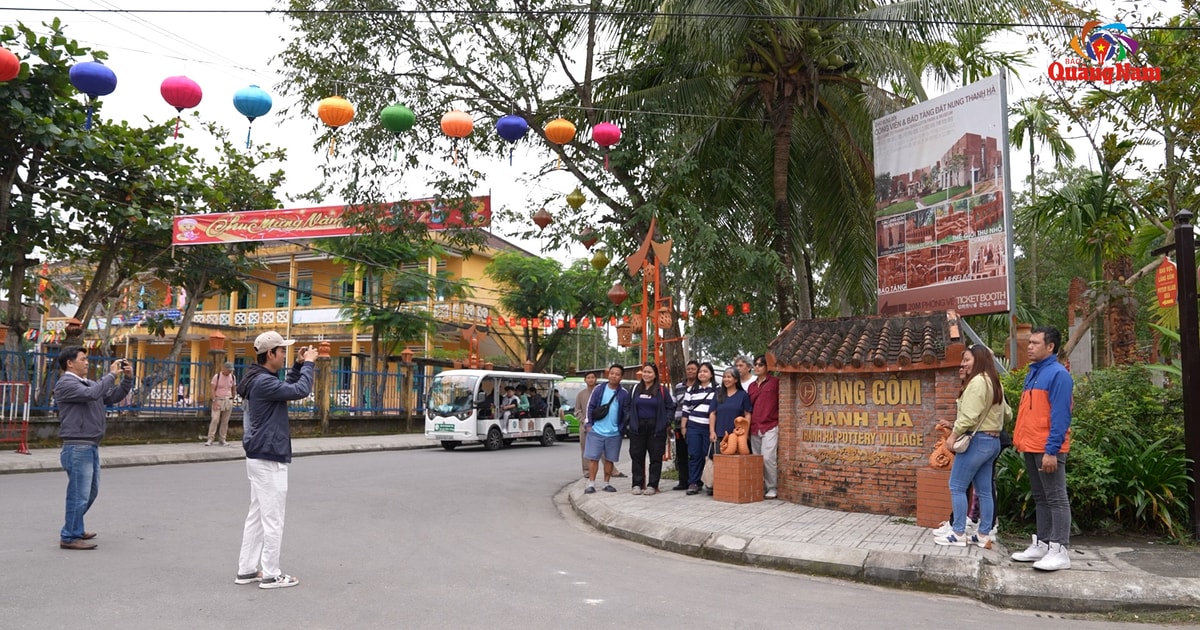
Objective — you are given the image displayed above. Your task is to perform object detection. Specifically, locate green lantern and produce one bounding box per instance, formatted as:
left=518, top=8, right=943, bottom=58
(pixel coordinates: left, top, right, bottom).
left=566, top=187, right=586, bottom=211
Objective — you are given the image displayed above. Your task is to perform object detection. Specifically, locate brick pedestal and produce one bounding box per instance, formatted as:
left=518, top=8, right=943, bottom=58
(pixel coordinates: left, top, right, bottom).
left=915, top=467, right=952, bottom=527
left=713, top=454, right=764, bottom=504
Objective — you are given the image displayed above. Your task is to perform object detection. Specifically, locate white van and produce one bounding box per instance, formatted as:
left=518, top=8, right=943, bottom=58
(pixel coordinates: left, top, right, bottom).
left=425, top=369, right=567, bottom=451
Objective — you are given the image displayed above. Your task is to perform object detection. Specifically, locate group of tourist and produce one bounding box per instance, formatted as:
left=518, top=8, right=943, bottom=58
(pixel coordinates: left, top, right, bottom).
left=578, top=355, right=779, bottom=500
left=934, top=326, right=1075, bottom=572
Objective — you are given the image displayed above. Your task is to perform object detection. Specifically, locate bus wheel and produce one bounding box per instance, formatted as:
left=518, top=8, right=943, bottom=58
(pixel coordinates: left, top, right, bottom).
left=539, top=425, right=556, bottom=447
left=484, top=427, right=503, bottom=451
left=441, top=441, right=458, bottom=451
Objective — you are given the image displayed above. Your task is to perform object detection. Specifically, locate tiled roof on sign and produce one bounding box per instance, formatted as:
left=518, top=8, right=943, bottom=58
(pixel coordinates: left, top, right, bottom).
left=768, top=312, right=956, bottom=371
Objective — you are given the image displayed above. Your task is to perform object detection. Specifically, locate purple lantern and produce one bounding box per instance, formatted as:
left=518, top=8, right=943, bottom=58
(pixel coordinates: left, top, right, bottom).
left=495, top=114, right=529, bottom=165
left=69, top=61, right=117, bottom=130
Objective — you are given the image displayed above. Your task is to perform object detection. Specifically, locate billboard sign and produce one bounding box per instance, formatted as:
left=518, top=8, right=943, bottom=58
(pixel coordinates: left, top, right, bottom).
left=872, top=74, right=1013, bottom=317
left=172, top=195, right=491, bottom=246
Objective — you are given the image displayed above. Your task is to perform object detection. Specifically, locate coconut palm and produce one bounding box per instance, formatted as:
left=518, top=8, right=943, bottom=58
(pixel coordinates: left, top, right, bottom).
left=1010, top=94, right=1076, bottom=307
left=606, top=0, right=1060, bottom=326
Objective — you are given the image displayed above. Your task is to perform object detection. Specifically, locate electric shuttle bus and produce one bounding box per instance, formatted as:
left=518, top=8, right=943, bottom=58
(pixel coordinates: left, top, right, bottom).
left=424, top=369, right=568, bottom=451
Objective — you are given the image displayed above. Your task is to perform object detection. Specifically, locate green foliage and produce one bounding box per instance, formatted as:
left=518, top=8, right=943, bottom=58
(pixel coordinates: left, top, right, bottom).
left=995, top=365, right=1190, bottom=538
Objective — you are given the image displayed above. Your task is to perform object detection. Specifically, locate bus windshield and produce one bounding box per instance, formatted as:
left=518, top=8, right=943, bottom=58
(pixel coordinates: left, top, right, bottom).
left=428, top=374, right=479, bottom=415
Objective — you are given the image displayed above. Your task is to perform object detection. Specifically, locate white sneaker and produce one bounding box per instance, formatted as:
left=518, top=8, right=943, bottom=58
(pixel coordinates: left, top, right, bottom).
left=1012, top=535, right=1049, bottom=562
left=931, top=521, right=954, bottom=537
left=934, top=532, right=968, bottom=547
left=969, top=533, right=992, bottom=549
left=765, top=490, right=777, bottom=499
left=965, top=518, right=979, bottom=535
left=631, top=487, right=643, bottom=495
left=1033, top=542, right=1071, bottom=571
left=259, top=574, right=299, bottom=589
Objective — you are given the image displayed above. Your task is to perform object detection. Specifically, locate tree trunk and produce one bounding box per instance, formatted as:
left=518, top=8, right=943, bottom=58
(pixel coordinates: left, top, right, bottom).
left=770, top=91, right=806, bottom=329
left=1103, top=256, right=1138, bottom=365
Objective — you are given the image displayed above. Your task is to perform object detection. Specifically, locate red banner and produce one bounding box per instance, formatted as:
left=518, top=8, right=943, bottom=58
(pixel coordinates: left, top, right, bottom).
left=172, top=196, right=491, bottom=245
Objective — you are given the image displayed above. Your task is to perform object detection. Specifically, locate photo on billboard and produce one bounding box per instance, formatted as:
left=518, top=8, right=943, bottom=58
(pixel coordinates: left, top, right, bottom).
left=872, top=74, right=1013, bottom=317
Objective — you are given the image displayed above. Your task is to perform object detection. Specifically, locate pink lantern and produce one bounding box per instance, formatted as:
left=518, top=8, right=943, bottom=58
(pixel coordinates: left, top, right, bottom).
left=591, top=122, right=622, bottom=170
left=160, top=76, right=203, bottom=138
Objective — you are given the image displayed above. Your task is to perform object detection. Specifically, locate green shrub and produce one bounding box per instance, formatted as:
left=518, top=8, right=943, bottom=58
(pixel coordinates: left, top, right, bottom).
left=995, top=364, right=1190, bottom=539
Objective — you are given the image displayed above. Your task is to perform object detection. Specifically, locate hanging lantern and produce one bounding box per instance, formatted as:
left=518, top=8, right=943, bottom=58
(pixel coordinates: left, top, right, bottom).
left=544, top=117, right=576, bottom=168
left=318, top=96, right=355, bottom=155
left=566, top=187, right=586, bottom=211
left=69, top=61, right=118, bottom=130
left=380, top=103, right=415, bottom=160
left=742, top=302, right=751, bottom=313
left=495, top=114, right=529, bottom=165
left=441, top=109, right=473, bottom=165
left=726, top=304, right=735, bottom=316
left=544, top=117, right=576, bottom=144
left=160, top=75, right=203, bottom=139
left=591, top=121, right=622, bottom=170
left=616, top=323, right=635, bottom=347
left=591, top=249, right=610, bottom=271
left=578, top=227, right=598, bottom=250
left=532, top=208, right=552, bottom=231
left=233, top=85, right=272, bottom=149
left=0, top=47, right=20, bottom=82
left=657, top=307, right=674, bottom=330
left=607, top=282, right=628, bottom=306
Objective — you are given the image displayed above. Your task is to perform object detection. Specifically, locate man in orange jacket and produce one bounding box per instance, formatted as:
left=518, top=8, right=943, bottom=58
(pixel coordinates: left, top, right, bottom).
left=1010, top=326, right=1074, bottom=571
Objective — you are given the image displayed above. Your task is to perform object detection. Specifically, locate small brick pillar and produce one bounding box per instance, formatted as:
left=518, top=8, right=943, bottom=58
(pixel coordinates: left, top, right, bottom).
left=915, top=467, right=952, bottom=527
left=713, top=454, right=764, bottom=504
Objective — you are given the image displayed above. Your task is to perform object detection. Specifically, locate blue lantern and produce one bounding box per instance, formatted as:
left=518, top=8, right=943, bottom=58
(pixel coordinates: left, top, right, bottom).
left=233, top=85, right=273, bottom=148
left=69, top=61, right=117, bottom=130
left=495, top=114, right=529, bottom=165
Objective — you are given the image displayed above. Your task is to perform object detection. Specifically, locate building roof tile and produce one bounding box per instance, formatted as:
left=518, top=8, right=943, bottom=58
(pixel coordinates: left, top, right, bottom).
left=767, top=312, right=957, bottom=372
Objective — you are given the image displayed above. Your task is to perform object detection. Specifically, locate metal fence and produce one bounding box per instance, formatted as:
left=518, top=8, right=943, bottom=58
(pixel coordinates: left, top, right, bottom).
left=0, top=350, right=431, bottom=416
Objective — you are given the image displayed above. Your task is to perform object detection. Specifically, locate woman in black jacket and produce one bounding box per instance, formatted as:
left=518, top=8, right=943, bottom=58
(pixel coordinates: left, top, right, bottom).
left=626, top=363, right=675, bottom=495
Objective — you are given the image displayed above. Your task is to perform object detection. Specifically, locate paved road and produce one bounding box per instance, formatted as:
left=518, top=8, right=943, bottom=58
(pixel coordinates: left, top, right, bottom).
left=0, top=443, right=1165, bottom=629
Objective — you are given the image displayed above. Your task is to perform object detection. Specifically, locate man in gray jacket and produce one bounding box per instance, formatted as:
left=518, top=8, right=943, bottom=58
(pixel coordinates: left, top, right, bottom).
left=55, top=346, right=133, bottom=550
left=234, top=331, right=317, bottom=589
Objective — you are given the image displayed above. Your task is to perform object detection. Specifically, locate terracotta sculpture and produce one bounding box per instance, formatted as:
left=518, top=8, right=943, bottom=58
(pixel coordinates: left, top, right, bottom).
left=720, top=415, right=752, bottom=455
left=928, top=425, right=955, bottom=470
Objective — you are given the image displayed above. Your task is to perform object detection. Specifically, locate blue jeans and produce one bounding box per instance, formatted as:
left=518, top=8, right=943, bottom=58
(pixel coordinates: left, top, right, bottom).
left=948, top=433, right=1000, bottom=535
left=61, top=443, right=100, bottom=542
left=685, top=421, right=711, bottom=486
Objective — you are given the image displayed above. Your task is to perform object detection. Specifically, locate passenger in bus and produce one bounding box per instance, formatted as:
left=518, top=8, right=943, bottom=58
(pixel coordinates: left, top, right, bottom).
left=528, top=387, right=547, bottom=417
left=516, top=385, right=531, bottom=419
left=500, top=386, right=519, bottom=421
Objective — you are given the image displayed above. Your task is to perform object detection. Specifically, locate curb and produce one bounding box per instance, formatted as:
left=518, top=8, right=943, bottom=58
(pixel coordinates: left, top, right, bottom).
left=567, top=479, right=1200, bottom=613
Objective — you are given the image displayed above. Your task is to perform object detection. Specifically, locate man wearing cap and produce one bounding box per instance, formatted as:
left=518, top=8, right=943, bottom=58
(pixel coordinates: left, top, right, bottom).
left=233, top=331, right=317, bottom=590
left=206, top=361, right=237, bottom=447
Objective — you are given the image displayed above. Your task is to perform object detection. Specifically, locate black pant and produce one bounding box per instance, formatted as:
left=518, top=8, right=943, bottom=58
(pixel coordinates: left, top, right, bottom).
left=672, top=426, right=689, bottom=486
left=628, top=421, right=667, bottom=490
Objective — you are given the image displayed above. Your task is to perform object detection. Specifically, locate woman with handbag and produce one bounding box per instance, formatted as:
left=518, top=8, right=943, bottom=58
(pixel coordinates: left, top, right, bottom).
left=682, top=363, right=717, bottom=495
left=627, top=363, right=675, bottom=496
left=934, top=345, right=1009, bottom=548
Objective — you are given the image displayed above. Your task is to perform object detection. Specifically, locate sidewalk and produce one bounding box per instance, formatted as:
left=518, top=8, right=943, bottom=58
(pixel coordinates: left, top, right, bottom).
left=5, top=436, right=1197, bottom=612
left=568, top=462, right=1200, bottom=614
left=0, top=434, right=434, bottom=474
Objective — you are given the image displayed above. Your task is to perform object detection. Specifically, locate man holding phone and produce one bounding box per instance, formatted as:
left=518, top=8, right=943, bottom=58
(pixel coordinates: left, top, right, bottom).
left=233, top=332, right=316, bottom=589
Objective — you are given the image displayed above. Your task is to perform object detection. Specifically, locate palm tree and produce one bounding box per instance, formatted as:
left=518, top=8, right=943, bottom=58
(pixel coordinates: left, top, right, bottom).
left=1010, top=95, right=1076, bottom=307
left=610, top=0, right=1057, bottom=327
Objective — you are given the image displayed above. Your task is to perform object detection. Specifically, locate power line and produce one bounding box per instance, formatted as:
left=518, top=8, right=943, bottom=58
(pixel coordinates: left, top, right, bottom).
left=5, top=5, right=1198, bottom=32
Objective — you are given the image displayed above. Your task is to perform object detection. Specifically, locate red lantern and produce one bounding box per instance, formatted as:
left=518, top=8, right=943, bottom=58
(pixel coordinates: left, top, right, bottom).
left=578, top=227, right=599, bottom=249
left=0, top=47, right=19, bottom=82
left=609, top=316, right=617, bottom=326
left=533, top=208, right=552, bottom=231
left=317, top=96, right=355, bottom=155
left=742, top=302, right=751, bottom=314
left=160, top=75, right=203, bottom=138
left=486, top=316, right=493, bottom=326
left=591, top=121, right=622, bottom=170
left=607, top=282, right=628, bottom=306
left=595, top=317, right=604, bottom=328
left=727, top=304, right=735, bottom=316
left=581, top=318, right=590, bottom=329
left=557, top=319, right=565, bottom=329
left=570, top=318, right=577, bottom=328
left=521, top=317, right=528, bottom=327
left=499, top=316, right=506, bottom=326
left=544, top=318, right=552, bottom=328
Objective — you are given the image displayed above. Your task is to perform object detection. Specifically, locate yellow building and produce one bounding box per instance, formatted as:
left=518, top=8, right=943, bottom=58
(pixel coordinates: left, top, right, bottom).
left=44, top=226, right=536, bottom=412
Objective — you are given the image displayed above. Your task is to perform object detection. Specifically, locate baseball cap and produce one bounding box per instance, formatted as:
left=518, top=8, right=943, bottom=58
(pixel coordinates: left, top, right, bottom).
left=254, top=331, right=296, bottom=354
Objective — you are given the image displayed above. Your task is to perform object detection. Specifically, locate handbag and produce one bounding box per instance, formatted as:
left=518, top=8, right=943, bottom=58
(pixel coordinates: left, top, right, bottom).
left=701, top=442, right=716, bottom=488
left=592, top=387, right=614, bottom=420
left=949, top=383, right=994, bottom=453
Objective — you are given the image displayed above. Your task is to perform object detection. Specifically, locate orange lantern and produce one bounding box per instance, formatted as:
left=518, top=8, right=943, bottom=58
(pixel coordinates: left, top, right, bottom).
left=544, top=117, right=576, bottom=168
left=441, top=109, right=474, bottom=164
left=317, top=96, right=355, bottom=155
